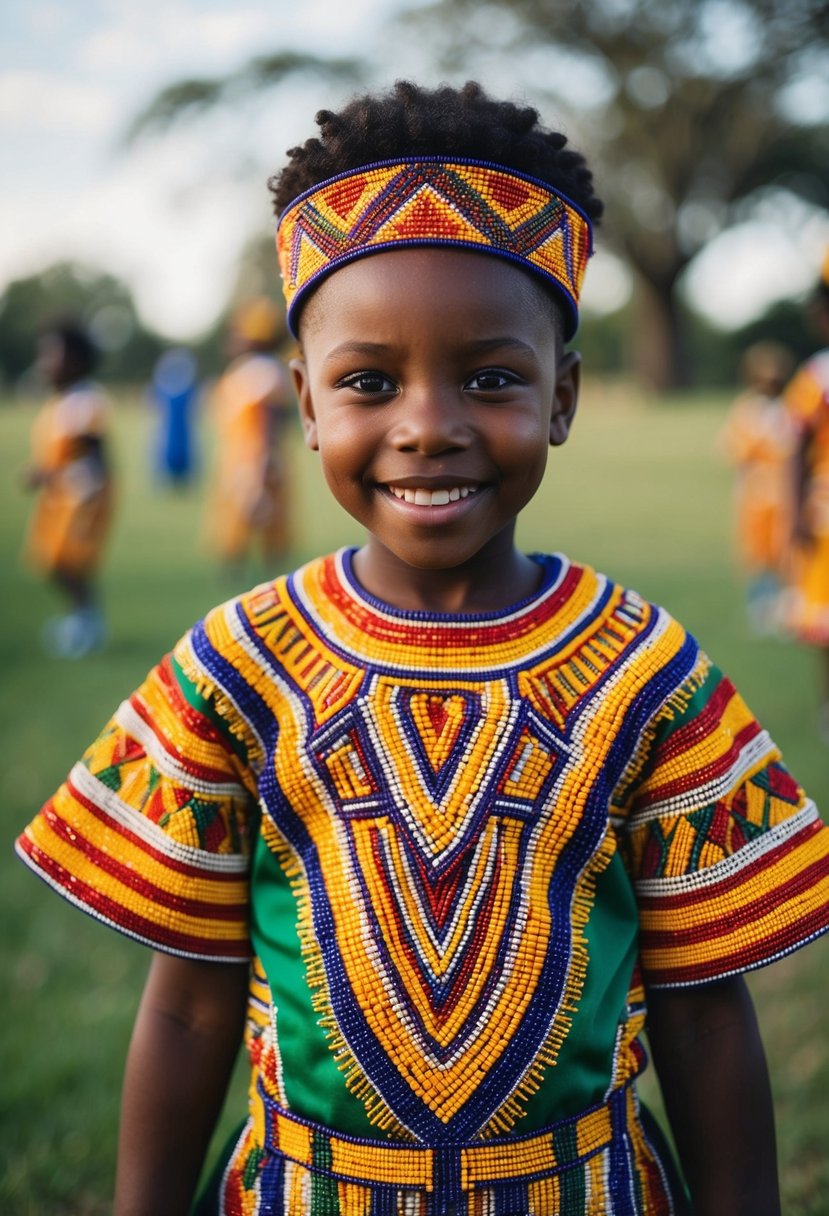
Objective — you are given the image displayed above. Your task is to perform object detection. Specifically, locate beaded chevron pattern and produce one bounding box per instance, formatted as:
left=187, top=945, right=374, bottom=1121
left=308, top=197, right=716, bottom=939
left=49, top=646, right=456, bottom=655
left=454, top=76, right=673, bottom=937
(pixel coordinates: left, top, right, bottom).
left=17, top=549, right=829, bottom=1213
left=276, top=158, right=593, bottom=339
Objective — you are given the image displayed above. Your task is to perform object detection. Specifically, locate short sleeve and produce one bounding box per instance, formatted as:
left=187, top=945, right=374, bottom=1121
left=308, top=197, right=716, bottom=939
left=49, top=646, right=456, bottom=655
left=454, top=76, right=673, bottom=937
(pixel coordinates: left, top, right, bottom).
left=615, top=653, right=829, bottom=987
left=15, top=637, right=261, bottom=961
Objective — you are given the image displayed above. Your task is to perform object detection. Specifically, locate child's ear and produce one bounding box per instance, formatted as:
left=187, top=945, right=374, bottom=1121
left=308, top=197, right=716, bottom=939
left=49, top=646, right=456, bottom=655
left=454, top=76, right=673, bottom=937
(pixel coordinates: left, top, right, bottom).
left=549, top=350, right=580, bottom=447
left=290, top=356, right=319, bottom=451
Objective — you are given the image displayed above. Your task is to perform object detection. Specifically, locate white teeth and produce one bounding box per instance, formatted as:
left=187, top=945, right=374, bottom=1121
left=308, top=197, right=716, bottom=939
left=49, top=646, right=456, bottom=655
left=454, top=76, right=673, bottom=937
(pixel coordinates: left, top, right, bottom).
left=389, top=485, right=477, bottom=506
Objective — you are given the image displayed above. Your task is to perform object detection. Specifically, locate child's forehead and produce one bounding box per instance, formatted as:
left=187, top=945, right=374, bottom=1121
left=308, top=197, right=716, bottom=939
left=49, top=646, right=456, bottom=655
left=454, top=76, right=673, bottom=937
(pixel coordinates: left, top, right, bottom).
left=297, top=247, right=564, bottom=345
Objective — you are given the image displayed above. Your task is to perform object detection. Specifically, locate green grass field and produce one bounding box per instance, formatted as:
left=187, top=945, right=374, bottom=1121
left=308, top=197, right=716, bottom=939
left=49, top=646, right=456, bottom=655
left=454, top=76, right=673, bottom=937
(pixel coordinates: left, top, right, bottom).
left=2, top=383, right=827, bottom=1213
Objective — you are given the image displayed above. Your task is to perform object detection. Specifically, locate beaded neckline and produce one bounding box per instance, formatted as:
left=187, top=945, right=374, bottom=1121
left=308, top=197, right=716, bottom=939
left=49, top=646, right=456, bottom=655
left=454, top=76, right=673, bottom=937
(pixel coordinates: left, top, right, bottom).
left=338, top=547, right=562, bottom=623
left=285, top=548, right=605, bottom=676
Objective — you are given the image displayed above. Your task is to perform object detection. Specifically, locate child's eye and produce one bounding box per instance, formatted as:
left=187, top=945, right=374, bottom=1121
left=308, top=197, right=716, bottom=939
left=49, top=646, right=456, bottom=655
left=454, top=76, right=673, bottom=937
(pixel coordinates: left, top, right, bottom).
left=338, top=371, right=396, bottom=394
left=465, top=369, right=520, bottom=392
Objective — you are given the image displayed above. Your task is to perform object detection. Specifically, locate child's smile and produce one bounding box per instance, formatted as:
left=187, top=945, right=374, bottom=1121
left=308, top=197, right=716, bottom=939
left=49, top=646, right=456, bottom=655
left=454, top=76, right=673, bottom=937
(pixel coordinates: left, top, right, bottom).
left=387, top=482, right=478, bottom=506
left=292, top=248, right=579, bottom=613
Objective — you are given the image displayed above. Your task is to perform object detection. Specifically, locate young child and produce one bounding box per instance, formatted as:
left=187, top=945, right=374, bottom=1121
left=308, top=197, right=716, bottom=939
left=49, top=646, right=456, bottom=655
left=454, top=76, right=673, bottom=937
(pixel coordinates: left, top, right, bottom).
left=207, top=297, right=295, bottom=576
left=23, top=317, right=114, bottom=657
left=782, top=253, right=829, bottom=738
left=719, top=341, right=796, bottom=634
left=15, top=82, right=829, bottom=1216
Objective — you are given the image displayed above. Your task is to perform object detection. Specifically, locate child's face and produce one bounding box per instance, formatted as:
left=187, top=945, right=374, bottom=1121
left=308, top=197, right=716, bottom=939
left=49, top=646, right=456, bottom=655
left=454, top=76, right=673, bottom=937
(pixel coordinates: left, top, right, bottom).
left=292, top=248, right=579, bottom=604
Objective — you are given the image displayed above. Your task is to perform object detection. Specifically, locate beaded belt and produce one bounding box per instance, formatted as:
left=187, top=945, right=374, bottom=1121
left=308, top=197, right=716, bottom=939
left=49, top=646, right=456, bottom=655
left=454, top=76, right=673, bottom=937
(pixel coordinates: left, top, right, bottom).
left=251, top=1081, right=623, bottom=1194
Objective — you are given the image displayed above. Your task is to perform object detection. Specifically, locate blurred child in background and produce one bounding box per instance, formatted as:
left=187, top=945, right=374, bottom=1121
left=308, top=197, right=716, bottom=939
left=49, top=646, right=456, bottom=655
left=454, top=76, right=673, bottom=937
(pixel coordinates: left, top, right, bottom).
left=149, top=346, right=199, bottom=487
left=207, top=298, right=294, bottom=577
left=782, top=251, right=829, bottom=738
left=23, top=317, right=114, bottom=658
left=720, top=340, right=796, bottom=633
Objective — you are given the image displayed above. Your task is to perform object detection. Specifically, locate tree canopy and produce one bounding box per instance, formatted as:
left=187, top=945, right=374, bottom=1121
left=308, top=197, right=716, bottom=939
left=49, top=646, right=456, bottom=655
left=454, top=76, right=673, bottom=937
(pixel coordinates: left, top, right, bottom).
left=124, top=52, right=362, bottom=145
left=403, top=0, right=829, bottom=385
left=0, top=262, right=167, bottom=388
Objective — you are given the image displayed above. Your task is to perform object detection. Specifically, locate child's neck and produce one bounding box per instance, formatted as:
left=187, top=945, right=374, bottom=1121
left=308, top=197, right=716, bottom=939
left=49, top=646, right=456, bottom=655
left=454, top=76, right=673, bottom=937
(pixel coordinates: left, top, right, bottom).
left=351, top=545, right=544, bottom=616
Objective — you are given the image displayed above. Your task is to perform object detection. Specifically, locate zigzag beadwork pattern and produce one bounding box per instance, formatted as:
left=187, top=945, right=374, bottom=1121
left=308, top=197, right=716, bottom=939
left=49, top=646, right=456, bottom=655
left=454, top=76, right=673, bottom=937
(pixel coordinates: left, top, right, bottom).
left=276, top=159, right=593, bottom=339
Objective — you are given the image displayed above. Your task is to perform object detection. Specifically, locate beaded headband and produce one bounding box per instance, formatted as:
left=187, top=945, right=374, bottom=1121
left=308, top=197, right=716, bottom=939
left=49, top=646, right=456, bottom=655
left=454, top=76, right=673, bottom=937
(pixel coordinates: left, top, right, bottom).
left=276, top=157, right=594, bottom=340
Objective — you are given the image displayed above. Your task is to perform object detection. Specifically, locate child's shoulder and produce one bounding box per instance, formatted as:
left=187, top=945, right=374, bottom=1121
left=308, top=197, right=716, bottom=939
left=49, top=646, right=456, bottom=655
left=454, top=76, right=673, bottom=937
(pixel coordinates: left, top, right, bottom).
left=191, top=553, right=333, bottom=659
left=549, top=550, right=693, bottom=642
left=56, top=379, right=110, bottom=425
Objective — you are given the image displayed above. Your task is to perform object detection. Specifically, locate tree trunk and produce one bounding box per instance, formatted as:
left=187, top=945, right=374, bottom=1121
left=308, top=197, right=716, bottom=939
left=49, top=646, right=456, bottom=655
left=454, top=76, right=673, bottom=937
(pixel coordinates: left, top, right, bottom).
left=630, top=275, right=692, bottom=392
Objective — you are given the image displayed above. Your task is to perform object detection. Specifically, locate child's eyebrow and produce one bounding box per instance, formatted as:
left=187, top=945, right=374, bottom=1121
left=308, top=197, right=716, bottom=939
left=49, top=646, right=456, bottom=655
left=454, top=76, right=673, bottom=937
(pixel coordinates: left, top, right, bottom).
left=322, top=337, right=539, bottom=363
left=323, top=341, right=394, bottom=363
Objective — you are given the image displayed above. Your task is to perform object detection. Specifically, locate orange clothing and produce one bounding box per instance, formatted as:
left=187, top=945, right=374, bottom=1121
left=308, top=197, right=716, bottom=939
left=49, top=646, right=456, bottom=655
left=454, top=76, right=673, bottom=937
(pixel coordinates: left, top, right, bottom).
left=208, top=353, right=293, bottom=562
left=719, top=390, right=796, bottom=572
left=25, top=382, right=113, bottom=577
left=783, top=349, right=829, bottom=644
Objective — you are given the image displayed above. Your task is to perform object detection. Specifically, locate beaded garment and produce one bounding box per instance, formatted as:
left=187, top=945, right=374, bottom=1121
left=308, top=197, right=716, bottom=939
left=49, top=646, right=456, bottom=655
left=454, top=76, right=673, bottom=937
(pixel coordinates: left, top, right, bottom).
left=17, top=551, right=829, bottom=1215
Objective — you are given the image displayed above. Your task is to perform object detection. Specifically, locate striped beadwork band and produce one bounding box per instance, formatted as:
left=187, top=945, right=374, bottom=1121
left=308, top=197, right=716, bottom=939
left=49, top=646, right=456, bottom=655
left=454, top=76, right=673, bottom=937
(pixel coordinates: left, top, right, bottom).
left=276, top=157, right=594, bottom=340
left=252, top=1080, right=619, bottom=1193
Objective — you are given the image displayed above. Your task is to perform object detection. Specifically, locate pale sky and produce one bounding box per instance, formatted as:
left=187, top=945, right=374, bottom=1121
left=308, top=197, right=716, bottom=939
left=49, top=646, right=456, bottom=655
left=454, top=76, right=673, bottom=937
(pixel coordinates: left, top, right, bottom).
left=1, top=0, right=827, bottom=341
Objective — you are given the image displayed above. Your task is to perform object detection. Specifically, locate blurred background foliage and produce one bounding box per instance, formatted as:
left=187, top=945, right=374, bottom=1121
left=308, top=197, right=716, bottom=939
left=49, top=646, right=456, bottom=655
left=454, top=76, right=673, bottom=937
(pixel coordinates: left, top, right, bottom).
left=0, top=233, right=286, bottom=391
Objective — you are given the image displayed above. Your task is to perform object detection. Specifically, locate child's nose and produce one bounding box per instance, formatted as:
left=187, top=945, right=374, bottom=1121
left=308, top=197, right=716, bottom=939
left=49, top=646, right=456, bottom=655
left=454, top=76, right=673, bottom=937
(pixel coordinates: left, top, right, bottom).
left=390, top=386, right=470, bottom=455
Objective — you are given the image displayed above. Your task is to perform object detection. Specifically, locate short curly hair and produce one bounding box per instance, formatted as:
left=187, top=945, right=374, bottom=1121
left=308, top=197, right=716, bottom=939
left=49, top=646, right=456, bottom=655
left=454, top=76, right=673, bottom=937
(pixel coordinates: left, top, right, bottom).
left=269, top=79, right=603, bottom=224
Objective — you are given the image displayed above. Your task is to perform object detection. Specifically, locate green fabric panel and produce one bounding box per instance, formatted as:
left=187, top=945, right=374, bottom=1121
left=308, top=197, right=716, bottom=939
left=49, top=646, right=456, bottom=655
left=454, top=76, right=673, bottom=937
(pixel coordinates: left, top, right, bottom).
left=251, top=833, right=640, bottom=1137
left=250, top=834, right=379, bottom=1134
left=170, top=651, right=249, bottom=764
left=512, top=849, right=641, bottom=1131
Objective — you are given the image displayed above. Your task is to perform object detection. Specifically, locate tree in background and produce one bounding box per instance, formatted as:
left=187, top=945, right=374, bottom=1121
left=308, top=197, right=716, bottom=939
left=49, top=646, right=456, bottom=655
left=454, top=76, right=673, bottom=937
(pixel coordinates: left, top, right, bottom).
left=124, top=52, right=361, bottom=145
left=121, top=4, right=828, bottom=390
left=404, top=0, right=828, bottom=388
left=0, top=262, right=168, bottom=389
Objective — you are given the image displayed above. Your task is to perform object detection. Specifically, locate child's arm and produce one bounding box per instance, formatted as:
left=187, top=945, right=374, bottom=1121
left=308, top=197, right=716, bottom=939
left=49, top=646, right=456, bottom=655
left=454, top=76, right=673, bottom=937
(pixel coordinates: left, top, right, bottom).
left=646, top=976, right=780, bottom=1216
left=114, top=951, right=249, bottom=1216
